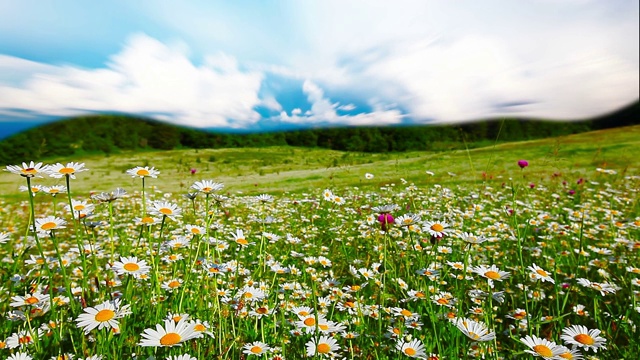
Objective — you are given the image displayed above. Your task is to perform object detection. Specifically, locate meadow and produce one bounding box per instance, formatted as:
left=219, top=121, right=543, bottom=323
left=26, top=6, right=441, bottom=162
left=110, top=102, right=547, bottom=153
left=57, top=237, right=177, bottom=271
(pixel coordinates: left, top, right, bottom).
left=0, top=125, right=639, bottom=359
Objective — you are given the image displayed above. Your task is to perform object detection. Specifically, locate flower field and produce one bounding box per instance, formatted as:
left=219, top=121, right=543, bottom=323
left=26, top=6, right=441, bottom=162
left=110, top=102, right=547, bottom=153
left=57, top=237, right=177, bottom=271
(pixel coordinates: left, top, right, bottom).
left=0, top=143, right=639, bottom=359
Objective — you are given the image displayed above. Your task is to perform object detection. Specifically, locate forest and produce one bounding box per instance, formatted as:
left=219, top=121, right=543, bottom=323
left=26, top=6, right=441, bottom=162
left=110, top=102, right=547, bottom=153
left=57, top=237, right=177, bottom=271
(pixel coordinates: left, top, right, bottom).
left=0, top=101, right=637, bottom=165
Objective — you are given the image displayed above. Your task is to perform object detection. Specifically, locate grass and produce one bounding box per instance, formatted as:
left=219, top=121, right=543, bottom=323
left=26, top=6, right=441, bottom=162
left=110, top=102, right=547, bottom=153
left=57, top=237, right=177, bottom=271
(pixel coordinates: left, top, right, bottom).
left=0, top=125, right=638, bottom=359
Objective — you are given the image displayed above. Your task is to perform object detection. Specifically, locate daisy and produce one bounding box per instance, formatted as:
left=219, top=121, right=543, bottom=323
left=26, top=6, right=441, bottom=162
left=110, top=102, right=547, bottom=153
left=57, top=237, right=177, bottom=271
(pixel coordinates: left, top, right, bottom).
left=431, top=292, right=456, bottom=308
left=242, top=341, right=271, bottom=356
left=165, top=355, right=196, bottom=360
left=111, top=256, right=151, bottom=277
left=453, top=318, right=496, bottom=342
left=556, top=346, right=584, bottom=360
left=5, top=161, right=49, bottom=178
left=423, top=220, right=451, bottom=238
left=471, top=265, right=511, bottom=283
left=126, top=166, right=160, bottom=178
left=75, top=299, right=131, bottom=334
left=162, top=279, right=183, bottom=292
left=396, top=338, right=427, bottom=358
left=0, top=231, right=10, bottom=244
left=458, top=232, right=488, bottom=245
left=191, top=180, right=224, bottom=193
left=576, top=278, right=617, bottom=296
left=365, top=173, right=374, bottom=179
left=10, top=292, right=49, bottom=307
left=48, top=162, right=88, bottom=179
left=139, top=318, right=201, bottom=347
left=66, top=200, right=95, bottom=215
left=42, top=185, right=67, bottom=195
left=521, top=335, right=563, bottom=359
left=528, top=263, right=555, bottom=284
left=560, top=325, right=607, bottom=353
left=34, top=216, right=66, bottom=234
left=149, top=200, right=182, bottom=220
left=185, top=224, right=206, bottom=236
left=92, top=188, right=127, bottom=203
left=7, top=352, right=34, bottom=360
left=322, top=189, right=334, bottom=201
left=231, top=229, right=252, bottom=247
left=6, top=329, right=42, bottom=349
left=19, top=185, right=43, bottom=195
left=306, top=335, right=340, bottom=357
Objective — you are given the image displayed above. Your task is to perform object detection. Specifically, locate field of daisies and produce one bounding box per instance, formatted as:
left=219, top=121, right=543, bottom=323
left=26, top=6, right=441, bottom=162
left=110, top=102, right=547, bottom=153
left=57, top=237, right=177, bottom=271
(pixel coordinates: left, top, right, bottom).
left=0, top=160, right=638, bottom=360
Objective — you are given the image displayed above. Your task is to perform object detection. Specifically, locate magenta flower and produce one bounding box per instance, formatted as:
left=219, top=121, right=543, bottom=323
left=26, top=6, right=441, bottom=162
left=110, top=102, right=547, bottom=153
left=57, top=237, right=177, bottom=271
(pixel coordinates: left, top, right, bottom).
left=190, top=168, right=197, bottom=175
left=378, top=213, right=394, bottom=231
left=517, top=160, right=529, bottom=169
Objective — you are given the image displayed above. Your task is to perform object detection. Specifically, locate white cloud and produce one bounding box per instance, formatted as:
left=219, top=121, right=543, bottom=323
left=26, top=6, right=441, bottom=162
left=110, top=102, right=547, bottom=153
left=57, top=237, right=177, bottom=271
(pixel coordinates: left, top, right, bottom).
left=0, top=34, right=266, bottom=128
left=278, top=80, right=403, bottom=126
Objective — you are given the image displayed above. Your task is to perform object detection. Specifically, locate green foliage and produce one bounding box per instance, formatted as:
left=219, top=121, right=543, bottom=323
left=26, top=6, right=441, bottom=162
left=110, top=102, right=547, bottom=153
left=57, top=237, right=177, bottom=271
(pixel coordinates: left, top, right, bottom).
left=0, top=102, right=637, bottom=166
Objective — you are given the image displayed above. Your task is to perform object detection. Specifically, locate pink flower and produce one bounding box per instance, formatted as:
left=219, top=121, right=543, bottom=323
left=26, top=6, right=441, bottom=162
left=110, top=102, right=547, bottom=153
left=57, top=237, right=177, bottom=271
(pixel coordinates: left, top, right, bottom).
left=190, top=168, right=197, bottom=175
left=378, top=213, right=394, bottom=231
left=517, top=160, right=529, bottom=169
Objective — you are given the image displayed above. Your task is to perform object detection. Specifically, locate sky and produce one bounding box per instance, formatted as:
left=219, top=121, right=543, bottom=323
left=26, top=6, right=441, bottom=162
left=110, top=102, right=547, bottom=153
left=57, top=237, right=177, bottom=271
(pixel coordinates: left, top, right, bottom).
left=0, top=0, right=638, bottom=136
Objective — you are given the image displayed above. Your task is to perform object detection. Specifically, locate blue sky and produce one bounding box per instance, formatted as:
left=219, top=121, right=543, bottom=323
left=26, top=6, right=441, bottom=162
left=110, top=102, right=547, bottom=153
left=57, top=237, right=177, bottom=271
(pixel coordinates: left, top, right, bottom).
left=0, top=0, right=638, bottom=135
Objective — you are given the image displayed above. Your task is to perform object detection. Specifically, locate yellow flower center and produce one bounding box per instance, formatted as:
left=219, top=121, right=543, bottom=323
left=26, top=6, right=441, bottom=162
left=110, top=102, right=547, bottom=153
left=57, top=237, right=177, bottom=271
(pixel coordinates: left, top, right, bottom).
left=202, top=187, right=212, bottom=192
left=191, top=228, right=201, bottom=234
left=304, top=317, right=316, bottom=326
left=318, top=343, right=331, bottom=353
left=25, top=296, right=39, bottom=305
left=159, top=208, right=173, bottom=215
left=415, top=292, right=426, bottom=298
left=41, top=222, right=57, bottom=230
left=95, top=309, right=115, bottom=322
left=574, top=334, right=594, bottom=345
left=123, top=263, right=140, bottom=272
left=250, top=346, right=263, bottom=354
left=59, top=167, right=75, bottom=174
left=141, top=217, right=155, bottom=224
left=298, top=311, right=310, bottom=316
left=22, top=168, right=37, bottom=175
left=236, top=238, right=248, bottom=245
left=194, top=324, right=206, bottom=331
left=469, top=332, right=480, bottom=340
left=168, top=280, right=180, bottom=288
left=74, top=205, right=85, bottom=211
left=50, top=189, right=60, bottom=193
left=159, top=332, right=181, bottom=345
left=319, top=324, right=329, bottom=331
left=256, top=307, right=268, bottom=314
left=431, top=224, right=444, bottom=232
left=536, top=269, right=548, bottom=277
left=244, top=292, right=253, bottom=299
left=136, top=169, right=150, bottom=176
left=400, top=309, right=412, bottom=317
left=437, top=298, right=449, bottom=305
left=533, top=345, right=553, bottom=357
left=484, top=271, right=501, bottom=280
left=559, top=352, right=574, bottom=359
left=404, top=347, right=417, bottom=356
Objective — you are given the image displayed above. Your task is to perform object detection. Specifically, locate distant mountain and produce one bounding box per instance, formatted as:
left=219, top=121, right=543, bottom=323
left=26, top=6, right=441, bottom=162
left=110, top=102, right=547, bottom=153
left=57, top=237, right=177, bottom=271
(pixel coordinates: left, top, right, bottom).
left=0, top=101, right=637, bottom=166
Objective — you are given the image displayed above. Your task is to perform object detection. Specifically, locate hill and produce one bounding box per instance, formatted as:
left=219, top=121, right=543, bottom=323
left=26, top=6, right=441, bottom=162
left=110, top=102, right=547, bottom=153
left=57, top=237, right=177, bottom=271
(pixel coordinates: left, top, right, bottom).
left=0, top=101, right=637, bottom=166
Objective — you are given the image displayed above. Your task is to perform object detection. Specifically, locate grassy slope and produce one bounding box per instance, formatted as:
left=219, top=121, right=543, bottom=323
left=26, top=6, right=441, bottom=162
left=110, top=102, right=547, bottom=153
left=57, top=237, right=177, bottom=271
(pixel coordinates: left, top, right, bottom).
left=1, top=125, right=638, bottom=198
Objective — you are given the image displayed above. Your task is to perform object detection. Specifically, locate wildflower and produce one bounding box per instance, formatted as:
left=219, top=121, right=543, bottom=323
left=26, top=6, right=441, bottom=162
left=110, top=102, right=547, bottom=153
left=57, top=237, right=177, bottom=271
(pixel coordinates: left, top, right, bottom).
left=557, top=346, right=584, bottom=360
left=34, top=216, right=66, bottom=234
left=231, top=229, right=252, bottom=247
left=242, top=341, right=271, bottom=356
left=162, top=279, right=183, bottom=292
left=149, top=201, right=182, bottom=221
left=139, top=318, right=200, bottom=347
left=191, top=180, right=224, bottom=193
left=10, top=292, right=49, bottom=307
left=75, top=299, right=131, bottom=334
left=48, top=162, right=88, bottom=179
left=92, top=188, right=127, bottom=202
left=7, top=352, right=34, bottom=360
left=560, top=325, right=607, bottom=353
left=306, top=335, right=340, bottom=357
left=365, top=173, right=374, bottom=179
left=518, top=160, right=529, bottom=169
left=5, top=161, right=49, bottom=178
left=126, top=166, right=160, bottom=178
left=527, top=263, right=555, bottom=284
left=112, top=256, right=151, bottom=277
left=453, top=318, right=496, bottom=342
left=19, top=185, right=43, bottom=195
left=459, top=232, right=488, bottom=245
left=423, top=220, right=451, bottom=238
left=471, top=265, right=511, bottom=283
left=255, top=194, right=274, bottom=202
left=576, top=278, right=617, bottom=296
left=6, top=329, right=43, bottom=349
left=521, top=335, right=563, bottom=359
left=166, top=355, right=197, bottom=360
left=66, top=200, right=95, bottom=216
left=396, top=338, right=427, bottom=358
left=0, top=232, right=10, bottom=244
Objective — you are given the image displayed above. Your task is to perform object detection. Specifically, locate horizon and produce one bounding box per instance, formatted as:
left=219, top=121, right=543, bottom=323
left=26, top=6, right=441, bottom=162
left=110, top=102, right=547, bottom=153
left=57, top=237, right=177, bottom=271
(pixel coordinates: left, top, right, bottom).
left=1, top=1, right=638, bottom=139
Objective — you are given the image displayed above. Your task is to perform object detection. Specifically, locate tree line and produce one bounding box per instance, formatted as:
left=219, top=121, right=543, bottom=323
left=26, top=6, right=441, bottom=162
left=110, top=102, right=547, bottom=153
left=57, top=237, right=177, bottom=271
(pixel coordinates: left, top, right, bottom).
left=0, top=101, right=637, bottom=165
